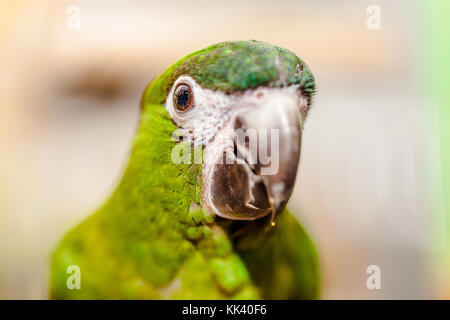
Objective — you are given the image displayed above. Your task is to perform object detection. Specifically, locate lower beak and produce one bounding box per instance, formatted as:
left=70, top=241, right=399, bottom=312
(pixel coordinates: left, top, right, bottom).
left=203, top=91, right=302, bottom=223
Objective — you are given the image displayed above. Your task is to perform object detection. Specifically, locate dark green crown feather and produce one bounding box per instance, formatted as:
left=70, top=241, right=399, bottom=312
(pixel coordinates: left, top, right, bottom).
left=142, top=40, right=315, bottom=109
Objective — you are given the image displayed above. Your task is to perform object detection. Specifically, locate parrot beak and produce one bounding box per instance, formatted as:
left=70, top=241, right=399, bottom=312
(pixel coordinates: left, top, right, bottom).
left=202, top=90, right=302, bottom=223
left=233, top=92, right=302, bottom=223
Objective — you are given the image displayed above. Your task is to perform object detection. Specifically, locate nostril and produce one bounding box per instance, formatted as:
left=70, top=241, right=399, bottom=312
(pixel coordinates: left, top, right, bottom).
left=234, top=116, right=246, bottom=131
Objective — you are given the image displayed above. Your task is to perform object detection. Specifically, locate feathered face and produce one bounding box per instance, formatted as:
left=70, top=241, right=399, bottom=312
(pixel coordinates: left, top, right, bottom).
left=157, top=41, right=315, bottom=222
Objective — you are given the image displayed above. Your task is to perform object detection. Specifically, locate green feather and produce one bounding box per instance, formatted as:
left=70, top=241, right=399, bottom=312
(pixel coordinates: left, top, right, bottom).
left=142, top=40, right=315, bottom=107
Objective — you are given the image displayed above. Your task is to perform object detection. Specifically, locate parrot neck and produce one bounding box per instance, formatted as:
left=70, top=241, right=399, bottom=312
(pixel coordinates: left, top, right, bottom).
left=98, top=104, right=202, bottom=236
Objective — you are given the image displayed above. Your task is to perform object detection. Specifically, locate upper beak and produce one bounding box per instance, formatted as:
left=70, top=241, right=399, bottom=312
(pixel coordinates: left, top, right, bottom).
left=203, top=91, right=302, bottom=223
left=233, top=92, right=302, bottom=223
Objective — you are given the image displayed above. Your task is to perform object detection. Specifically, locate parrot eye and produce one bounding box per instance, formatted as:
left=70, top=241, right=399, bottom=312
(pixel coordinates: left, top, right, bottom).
left=173, top=83, right=194, bottom=112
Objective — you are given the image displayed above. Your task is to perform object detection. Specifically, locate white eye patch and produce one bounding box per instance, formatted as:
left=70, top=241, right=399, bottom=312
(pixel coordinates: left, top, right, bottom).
left=165, top=76, right=235, bottom=146
left=165, top=76, right=307, bottom=147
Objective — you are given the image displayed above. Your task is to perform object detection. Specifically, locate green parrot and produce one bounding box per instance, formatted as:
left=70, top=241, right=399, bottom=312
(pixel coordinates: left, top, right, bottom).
left=50, top=40, right=320, bottom=300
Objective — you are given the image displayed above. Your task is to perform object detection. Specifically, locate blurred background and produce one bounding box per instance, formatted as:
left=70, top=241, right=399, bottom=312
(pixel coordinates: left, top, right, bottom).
left=0, top=0, right=449, bottom=299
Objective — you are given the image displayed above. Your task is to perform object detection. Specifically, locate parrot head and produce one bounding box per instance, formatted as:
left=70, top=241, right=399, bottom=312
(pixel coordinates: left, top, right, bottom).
left=141, top=40, right=315, bottom=223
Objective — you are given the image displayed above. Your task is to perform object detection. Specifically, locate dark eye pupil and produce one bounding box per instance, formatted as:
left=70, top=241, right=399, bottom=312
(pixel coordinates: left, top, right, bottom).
left=177, top=89, right=190, bottom=107
left=174, top=84, right=193, bottom=111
